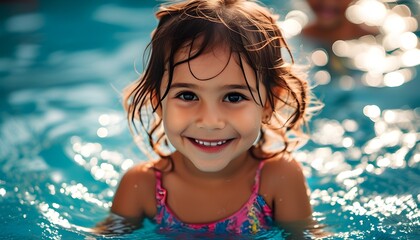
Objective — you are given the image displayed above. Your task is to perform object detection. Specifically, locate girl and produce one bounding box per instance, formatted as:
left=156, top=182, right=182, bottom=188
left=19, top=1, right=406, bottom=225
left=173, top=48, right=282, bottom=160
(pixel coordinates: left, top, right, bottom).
left=95, top=0, right=319, bottom=236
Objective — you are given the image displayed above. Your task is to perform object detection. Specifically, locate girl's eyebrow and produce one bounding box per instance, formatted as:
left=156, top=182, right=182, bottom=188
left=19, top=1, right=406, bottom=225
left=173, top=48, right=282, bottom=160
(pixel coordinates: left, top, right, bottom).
left=170, top=82, right=257, bottom=93
left=170, top=83, right=197, bottom=89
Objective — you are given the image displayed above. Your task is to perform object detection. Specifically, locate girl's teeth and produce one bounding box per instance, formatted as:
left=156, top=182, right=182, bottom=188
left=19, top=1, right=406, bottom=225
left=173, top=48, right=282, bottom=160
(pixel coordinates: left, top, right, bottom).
left=195, top=139, right=227, bottom=146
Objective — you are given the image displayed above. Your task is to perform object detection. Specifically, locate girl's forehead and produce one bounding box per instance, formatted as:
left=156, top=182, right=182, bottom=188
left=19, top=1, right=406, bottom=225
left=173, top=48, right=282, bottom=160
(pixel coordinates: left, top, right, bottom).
left=174, top=40, right=231, bottom=63
left=173, top=44, right=250, bottom=82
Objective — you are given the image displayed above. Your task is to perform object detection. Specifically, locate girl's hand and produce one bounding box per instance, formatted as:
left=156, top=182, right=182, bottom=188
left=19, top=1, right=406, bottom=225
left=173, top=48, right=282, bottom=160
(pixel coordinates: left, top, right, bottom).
left=92, top=213, right=140, bottom=235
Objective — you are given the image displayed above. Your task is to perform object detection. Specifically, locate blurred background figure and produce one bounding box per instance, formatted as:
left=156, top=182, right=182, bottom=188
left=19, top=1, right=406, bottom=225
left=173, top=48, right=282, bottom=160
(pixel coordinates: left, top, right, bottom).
left=301, top=0, right=379, bottom=79
left=303, top=0, right=378, bottom=44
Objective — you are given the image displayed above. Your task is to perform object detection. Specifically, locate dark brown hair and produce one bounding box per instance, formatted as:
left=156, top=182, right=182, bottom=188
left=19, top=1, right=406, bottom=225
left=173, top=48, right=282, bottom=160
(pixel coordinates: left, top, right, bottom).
left=124, top=0, right=318, bottom=162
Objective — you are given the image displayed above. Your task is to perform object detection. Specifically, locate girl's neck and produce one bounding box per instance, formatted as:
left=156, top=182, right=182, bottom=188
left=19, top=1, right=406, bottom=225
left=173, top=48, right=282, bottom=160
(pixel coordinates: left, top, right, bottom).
left=172, top=151, right=258, bottom=184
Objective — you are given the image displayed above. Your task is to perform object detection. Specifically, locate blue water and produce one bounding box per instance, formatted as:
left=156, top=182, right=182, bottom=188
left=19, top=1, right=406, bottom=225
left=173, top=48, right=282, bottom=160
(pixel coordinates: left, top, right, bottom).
left=1, top=1, right=419, bottom=239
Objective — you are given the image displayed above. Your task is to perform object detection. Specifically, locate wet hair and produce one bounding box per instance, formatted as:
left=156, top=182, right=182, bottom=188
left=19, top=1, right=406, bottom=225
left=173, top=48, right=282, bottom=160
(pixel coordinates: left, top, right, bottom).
left=124, top=0, right=318, bottom=164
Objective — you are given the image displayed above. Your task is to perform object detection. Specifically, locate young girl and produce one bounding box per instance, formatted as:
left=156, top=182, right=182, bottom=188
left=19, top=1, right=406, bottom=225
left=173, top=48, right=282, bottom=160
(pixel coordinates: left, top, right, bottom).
left=95, top=0, right=318, bottom=236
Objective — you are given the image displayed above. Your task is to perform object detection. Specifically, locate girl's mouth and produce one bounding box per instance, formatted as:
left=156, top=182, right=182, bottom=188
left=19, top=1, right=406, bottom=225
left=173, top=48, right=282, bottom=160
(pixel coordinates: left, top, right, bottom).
left=188, top=138, right=232, bottom=152
left=194, top=139, right=227, bottom=147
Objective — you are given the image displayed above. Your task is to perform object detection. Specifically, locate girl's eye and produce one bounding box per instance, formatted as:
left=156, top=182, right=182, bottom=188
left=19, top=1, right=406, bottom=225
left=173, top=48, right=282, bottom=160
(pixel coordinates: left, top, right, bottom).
left=223, top=93, right=247, bottom=103
left=176, top=91, right=198, bottom=101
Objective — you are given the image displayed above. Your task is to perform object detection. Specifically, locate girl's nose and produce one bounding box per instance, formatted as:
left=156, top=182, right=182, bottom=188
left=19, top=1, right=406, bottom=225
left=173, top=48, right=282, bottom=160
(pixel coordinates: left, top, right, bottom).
left=195, top=103, right=226, bottom=130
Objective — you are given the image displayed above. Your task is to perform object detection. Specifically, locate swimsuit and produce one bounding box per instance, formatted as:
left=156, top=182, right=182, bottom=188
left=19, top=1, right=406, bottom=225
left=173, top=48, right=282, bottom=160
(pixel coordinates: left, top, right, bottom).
left=154, top=161, right=273, bottom=234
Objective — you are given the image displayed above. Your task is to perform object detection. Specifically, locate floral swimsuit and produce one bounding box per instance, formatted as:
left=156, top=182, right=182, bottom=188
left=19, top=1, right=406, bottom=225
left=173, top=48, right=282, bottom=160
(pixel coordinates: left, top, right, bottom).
left=153, top=161, right=273, bottom=234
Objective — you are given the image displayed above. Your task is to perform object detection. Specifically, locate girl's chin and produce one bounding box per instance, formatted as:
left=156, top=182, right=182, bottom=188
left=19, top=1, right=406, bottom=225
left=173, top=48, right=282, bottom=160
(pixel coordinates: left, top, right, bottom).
left=190, top=159, right=231, bottom=173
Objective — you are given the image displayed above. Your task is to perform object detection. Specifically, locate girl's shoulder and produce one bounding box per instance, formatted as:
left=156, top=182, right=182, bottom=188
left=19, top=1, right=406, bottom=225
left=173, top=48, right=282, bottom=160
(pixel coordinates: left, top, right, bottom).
left=121, top=158, right=171, bottom=181
left=111, top=160, right=159, bottom=219
left=121, top=161, right=156, bottom=185
left=261, top=152, right=305, bottom=182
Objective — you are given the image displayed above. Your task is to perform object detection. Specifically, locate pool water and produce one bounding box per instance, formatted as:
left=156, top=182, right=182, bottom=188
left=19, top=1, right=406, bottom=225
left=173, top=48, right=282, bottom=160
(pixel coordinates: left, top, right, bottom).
left=1, top=1, right=419, bottom=239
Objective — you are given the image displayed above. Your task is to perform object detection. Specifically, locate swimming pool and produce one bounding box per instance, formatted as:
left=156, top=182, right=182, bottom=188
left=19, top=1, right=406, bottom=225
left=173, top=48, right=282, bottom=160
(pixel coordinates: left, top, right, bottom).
left=1, top=1, right=419, bottom=239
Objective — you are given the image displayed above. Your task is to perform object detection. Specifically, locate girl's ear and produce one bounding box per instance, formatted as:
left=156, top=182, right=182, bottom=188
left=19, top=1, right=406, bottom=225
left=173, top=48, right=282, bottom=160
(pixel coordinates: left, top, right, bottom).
left=262, top=102, right=273, bottom=124
left=152, top=93, right=162, bottom=117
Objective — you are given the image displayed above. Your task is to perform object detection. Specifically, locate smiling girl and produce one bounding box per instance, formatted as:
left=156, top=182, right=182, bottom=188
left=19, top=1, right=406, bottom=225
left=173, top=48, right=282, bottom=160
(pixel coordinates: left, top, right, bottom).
left=95, top=0, right=319, bottom=236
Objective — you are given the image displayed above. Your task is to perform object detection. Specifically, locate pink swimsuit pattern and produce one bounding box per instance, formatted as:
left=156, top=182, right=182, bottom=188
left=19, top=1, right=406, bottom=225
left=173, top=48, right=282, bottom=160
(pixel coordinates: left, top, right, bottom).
left=154, top=161, right=274, bottom=234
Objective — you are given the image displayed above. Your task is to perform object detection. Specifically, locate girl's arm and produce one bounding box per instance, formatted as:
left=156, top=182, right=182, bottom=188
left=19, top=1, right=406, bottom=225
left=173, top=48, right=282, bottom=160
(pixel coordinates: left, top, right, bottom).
left=93, top=163, right=156, bottom=234
left=264, top=156, right=312, bottom=222
left=264, top=156, right=331, bottom=238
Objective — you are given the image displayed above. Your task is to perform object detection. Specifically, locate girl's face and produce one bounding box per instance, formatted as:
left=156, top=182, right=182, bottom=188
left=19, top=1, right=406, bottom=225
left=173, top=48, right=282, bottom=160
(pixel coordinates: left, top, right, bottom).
left=159, top=44, right=269, bottom=172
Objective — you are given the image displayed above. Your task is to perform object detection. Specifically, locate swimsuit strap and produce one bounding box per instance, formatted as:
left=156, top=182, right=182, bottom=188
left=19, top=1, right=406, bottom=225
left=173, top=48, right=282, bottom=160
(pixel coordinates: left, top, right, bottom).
left=154, top=170, right=166, bottom=203
left=252, top=160, right=266, bottom=194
